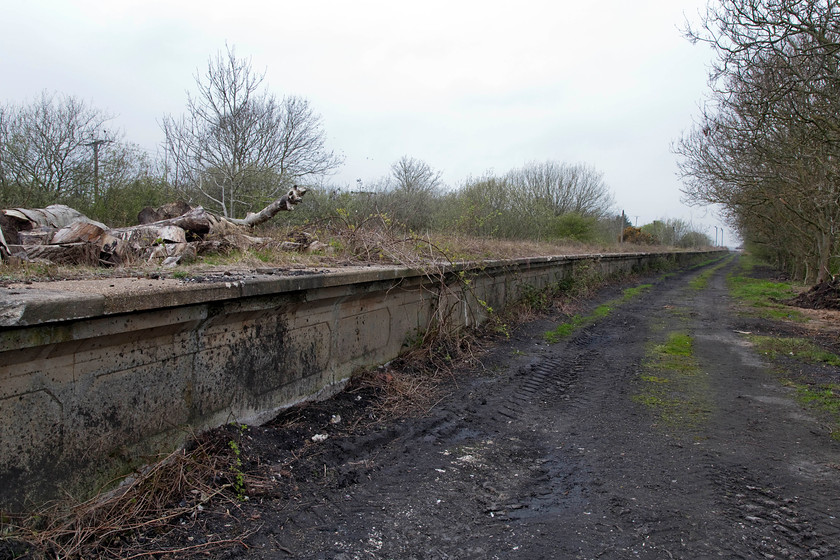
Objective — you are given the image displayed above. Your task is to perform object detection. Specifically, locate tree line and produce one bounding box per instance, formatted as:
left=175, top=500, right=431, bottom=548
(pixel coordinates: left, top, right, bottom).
left=1, top=46, right=710, bottom=249
left=676, top=0, right=840, bottom=283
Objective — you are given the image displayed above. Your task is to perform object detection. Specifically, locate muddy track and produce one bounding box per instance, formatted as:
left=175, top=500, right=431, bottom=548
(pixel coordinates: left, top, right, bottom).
left=158, top=255, right=840, bottom=559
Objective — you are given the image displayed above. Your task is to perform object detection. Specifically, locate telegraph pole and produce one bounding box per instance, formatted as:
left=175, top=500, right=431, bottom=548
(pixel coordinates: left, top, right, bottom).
left=85, top=134, right=111, bottom=205
left=620, top=210, right=625, bottom=243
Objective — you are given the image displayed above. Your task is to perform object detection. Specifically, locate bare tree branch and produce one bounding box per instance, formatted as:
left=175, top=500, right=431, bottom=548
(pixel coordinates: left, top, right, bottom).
left=161, top=45, right=342, bottom=219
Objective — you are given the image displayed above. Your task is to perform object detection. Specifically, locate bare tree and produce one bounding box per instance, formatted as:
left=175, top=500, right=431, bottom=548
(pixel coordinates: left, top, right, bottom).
left=161, top=45, right=342, bottom=218
left=641, top=218, right=701, bottom=246
left=367, top=156, right=445, bottom=232
left=677, top=0, right=840, bottom=282
left=442, top=162, right=616, bottom=241
left=508, top=161, right=615, bottom=219
left=447, top=174, right=513, bottom=237
left=389, top=155, right=443, bottom=195
left=0, top=92, right=113, bottom=207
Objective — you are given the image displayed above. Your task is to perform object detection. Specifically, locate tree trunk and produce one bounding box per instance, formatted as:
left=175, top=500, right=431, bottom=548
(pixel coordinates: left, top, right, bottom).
left=14, top=242, right=100, bottom=266
left=816, top=231, right=834, bottom=284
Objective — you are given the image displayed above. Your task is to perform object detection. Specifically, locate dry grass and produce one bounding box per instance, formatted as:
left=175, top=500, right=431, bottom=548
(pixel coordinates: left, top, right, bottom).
left=0, top=212, right=691, bottom=285
left=418, top=234, right=672, bottom=262
left=350, top=333, right=483, bottom=421
left=352, top=368, right=445, bottom=418
left=1, top=430, right=255, bottom=560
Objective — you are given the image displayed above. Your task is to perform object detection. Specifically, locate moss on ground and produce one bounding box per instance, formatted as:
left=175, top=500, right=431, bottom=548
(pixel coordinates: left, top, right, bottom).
left=633, top=331, right=712, bottom=432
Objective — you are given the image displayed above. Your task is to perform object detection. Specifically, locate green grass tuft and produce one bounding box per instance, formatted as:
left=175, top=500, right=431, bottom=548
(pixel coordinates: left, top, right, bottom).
left=659, top=333, right=693, bottom=357
left=633, top=331, right=711, bottom=430
left=749, top=336, right=840, bottom=367
left=793, top=383, right=840, bottom=441
left=544, top=283, right=652, bottom=343
left=727, top=273, right=808, bottom=322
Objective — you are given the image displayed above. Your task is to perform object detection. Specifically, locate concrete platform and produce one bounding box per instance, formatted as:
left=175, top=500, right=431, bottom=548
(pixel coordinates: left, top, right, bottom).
left=0, top=251, right=719, bottom=509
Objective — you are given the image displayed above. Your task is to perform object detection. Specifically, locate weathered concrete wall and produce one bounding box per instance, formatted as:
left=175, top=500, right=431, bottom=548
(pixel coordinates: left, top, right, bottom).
left=0, top=251, right=720, bottom=509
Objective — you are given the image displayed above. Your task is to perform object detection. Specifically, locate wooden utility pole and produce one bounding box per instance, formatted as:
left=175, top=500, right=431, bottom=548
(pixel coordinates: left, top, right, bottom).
left=620, top=210, right=625, bottom=243
left=85, top=137, right=110, bottom=205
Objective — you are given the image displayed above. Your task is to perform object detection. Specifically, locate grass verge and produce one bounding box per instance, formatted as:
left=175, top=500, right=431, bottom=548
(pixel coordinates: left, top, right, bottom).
left=749, top=336, right=840, bottom=367
left=730, top=254, right=840, bottom=440
left=749, top=335, right=840, bottom=440
left=726, top=256, right=807, bottom=322
left=793, top=383, right=840, bottom=440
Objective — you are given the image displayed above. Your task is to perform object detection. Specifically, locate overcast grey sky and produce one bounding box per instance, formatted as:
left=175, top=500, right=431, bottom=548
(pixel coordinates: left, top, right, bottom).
left=1, top=0, right=733, bottom=242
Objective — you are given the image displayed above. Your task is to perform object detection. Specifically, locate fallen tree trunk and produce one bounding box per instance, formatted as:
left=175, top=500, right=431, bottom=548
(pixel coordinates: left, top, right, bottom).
left=13, top=242, right=100, bottom=266
left=0, top=205, right=108, bottom=246
left=227, top=185, right=308, bottom=227
left=0, top=185, right=309, bottom=267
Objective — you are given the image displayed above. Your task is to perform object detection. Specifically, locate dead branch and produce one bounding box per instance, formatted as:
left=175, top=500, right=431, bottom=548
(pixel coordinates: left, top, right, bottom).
left=226, top=185, right=308, bottom=228
left=3, top=429, right=254, bottom=560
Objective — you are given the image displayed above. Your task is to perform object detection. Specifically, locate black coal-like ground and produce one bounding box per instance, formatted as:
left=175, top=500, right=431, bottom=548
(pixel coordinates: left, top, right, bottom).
left=128, top=256, right=840, bottom=559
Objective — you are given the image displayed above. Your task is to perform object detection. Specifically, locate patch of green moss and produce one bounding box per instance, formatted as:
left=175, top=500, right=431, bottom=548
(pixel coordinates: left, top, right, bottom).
left=640, top=375, right=670, bottom=384
left=621, top=284, right=652, bottom=300
left=658, top=332, right=693, bottom=357
left=633, top=331, right=712, bottom=431
left=544, top=283, right=652, bottom=343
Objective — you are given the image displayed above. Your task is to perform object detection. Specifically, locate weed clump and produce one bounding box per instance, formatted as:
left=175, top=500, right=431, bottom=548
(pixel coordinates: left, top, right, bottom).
left=0, top=427, right=257, bottom=559
left=749, top=336, right=840, bottom=367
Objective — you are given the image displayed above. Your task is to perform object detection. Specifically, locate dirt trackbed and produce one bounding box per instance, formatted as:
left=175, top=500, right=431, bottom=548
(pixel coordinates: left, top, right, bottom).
left=98, top=255, right=840, bottom=559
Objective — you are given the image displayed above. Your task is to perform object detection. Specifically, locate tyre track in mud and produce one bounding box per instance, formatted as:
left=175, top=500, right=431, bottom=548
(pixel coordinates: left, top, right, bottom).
left=687, top=259, right=840, bottom=559
left=226, top=256, right=840, bottom=559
